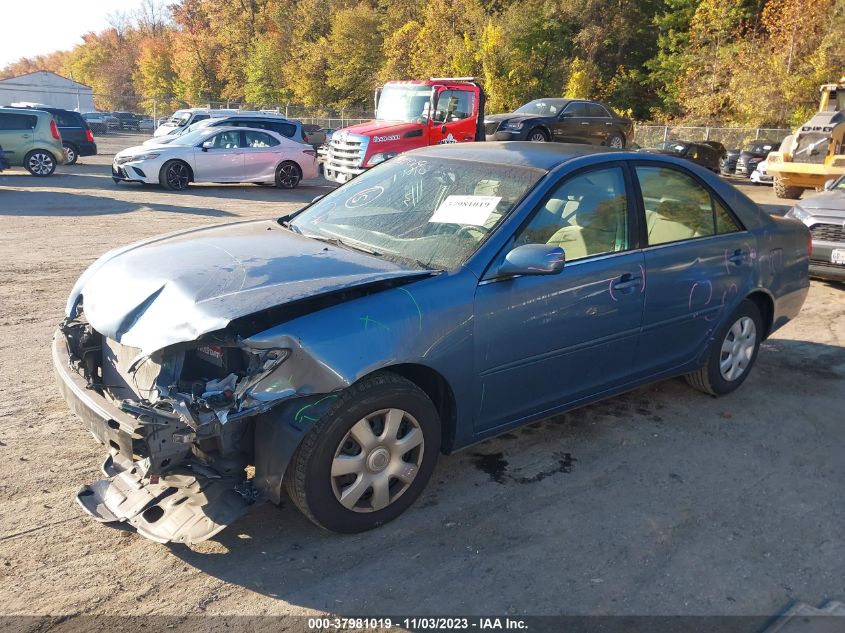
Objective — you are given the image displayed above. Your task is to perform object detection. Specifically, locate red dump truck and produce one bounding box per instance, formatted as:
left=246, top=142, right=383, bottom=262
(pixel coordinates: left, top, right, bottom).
left=323, top=77, right=486, bottom=184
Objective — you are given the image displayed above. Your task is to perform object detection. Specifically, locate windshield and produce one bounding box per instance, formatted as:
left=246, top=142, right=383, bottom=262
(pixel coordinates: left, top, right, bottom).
left=514, top=99, right=567, bottom=116
left=168, top=110, right=192, bottom=127
left=747, top=142, right=774, bottom=153
left=376, top=85, right=433, bottom=122
left=168, top=128, right=212, bottom=146
left=291, top=155, right=544, bottom=269
left=176, top=118, right=213, bottom=136
left=831, top=175, right=845, bottom=190
left=655, top=141, right=689, bottom=155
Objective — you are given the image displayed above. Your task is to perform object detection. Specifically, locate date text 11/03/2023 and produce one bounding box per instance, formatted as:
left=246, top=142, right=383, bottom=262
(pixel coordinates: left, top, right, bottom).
left=307, top=617, right=529, bottom=630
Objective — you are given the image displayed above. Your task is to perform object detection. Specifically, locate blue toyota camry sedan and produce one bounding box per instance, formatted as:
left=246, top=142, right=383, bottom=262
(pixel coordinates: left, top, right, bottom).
left=54, top=142, right=810, bottom=543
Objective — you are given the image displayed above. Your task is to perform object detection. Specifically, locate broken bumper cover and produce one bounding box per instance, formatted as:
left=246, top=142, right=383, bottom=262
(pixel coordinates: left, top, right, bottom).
left=52, top=331, right=257, bottom=544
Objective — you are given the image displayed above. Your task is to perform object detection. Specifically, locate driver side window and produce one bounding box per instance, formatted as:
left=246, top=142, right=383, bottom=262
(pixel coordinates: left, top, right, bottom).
left=207, top=131, right=242, bottom=149
left=434, top=90, right=474, bottom=122
left=515, top=167, right=629, bottom=262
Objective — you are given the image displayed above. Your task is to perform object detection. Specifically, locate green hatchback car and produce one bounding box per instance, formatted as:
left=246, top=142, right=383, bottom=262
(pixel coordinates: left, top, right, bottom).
left=0, top=107, right=65, bottom=176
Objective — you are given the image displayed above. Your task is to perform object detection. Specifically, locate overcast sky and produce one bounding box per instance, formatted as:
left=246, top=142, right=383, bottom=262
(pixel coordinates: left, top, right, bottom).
left=1, top=0, right=145, bottom=68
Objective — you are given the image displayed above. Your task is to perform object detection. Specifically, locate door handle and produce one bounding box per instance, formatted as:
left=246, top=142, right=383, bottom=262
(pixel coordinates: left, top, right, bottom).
left=21, top=134, right=31, bottom=138
left=612, top=273, right=642, bottom=292
left=605, top=122, right=612, bottom=126
left=580, top=122, right=589, bottom=126
left=728, top=249, right=746, bottom=265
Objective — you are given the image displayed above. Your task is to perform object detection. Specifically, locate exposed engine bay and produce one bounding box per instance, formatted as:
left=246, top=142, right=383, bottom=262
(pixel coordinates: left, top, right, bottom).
left=58, top=310, right=325, bottom=544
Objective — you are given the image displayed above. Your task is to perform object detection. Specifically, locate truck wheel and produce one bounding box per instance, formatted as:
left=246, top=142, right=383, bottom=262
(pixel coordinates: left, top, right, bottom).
left=528, top=128, right=548, bottom=142
left=773, top=176, right=803, bottom=199
left=285, top=372, right=441, bottom=533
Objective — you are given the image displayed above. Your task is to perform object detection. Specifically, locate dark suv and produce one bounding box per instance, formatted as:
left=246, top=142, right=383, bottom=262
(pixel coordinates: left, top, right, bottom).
left=112, top=112, right=142, bottom=131
left=484, top=98, right=633, bottom=148
left=21, top=106, right=96, bottom=165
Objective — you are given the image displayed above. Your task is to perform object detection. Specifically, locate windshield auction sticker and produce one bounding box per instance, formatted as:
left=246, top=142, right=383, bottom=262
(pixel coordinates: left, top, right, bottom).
left=429, top=195, right=501, bottom=226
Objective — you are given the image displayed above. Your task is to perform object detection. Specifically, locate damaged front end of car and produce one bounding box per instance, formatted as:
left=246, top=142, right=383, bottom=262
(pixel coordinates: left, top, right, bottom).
left=53, top=307, right=342, bottom=545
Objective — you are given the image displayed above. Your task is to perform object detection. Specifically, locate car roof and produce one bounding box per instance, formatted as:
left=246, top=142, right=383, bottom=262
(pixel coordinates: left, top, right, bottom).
left=0, top=106, right=51, bottom=116
left=410, top=141, right=614, bottom=170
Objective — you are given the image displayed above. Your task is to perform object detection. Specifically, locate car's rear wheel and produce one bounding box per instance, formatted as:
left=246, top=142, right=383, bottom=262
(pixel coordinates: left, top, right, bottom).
left=275, top=161, right=302, bottom=188
left=62, top=143, right=78, bottom=165
left=159, top=160, right=191, bottom=191
left=773, top=176, right=803, bottom=199
left=24, top=150, right=57, bottom=176
left=285, top=372, right=441, bottom=533
left=527, top=128, right=548, bottom=142
left=606, top=133, right=625, bottom=149
left=686, top=299, right=762, bottom=396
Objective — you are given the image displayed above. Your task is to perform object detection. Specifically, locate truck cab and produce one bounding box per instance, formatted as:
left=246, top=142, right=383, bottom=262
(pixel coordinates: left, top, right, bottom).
left=324, top=78, right=485, bottom=184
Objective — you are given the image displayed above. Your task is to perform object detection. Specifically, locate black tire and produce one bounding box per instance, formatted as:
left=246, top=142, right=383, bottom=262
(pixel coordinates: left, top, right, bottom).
left=159, top=159, right=191, bottom=191
left=686, top=299, right=763, bottom=396
left=275, top=161, right=302, bottom=188
left=285, top=372, right=441, bottom=533
left=773, top=176, right=803, bottom=200
left=24, top=150, right=57, bottom=176
left=605, top=133, right=625, bottom=149
left=527, top=128, right=549, bottom=143
left=62, top=143, right=78, bottom=165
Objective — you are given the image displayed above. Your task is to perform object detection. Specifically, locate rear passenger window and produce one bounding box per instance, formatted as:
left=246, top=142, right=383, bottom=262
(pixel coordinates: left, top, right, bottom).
left=270, top=122, right=296, bottom=138
left=0, top=113, right=36, bottom=130
left=244, top=130, right=278, bottom=147
left=515, top=167, right=629, bottom=261
left=635, top=166, right=742, bottom=246
left=586, top=103, right=608, bottom=118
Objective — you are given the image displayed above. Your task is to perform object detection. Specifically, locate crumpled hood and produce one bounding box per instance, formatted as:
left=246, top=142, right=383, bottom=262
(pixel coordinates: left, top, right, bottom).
left=67, top=220, right=426, bottom=354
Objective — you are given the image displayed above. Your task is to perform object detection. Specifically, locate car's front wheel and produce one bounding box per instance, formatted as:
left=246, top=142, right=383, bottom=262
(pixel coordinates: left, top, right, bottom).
left=159, top=160, right=191, bottom=191
left=24, top=150, right=57, bottom=176
left=527, top=128, right=548, bottom=142
left=275, top=161, right=302, bottom=188
left=285, top=372, right=441, bottom=533
left=686, top=299, right=762, bottom=396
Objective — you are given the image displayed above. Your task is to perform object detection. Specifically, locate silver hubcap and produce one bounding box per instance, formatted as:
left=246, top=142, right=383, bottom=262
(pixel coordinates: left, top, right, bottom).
left=331, top=408, right=424, bottom=513
left=167, top=163, right=189, bottom=189
left=529, top=132, right=546, bottom=142
left=28, top=152, right=53, bottom=175
left=609, top=136, right=624, bottom=149
left=64, top=146, right=75, bottom=162
left=278, top=164, right=300, bottom=187
left=719, top=316, right=757, bottom=381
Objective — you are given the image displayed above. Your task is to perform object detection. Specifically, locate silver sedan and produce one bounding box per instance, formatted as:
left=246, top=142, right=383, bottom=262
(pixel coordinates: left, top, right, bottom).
left=112, top=126, right=319, bottom=190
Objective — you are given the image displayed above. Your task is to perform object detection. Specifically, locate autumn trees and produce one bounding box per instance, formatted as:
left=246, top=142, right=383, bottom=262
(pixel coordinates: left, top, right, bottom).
left=2, top=0, right=844, bottom=126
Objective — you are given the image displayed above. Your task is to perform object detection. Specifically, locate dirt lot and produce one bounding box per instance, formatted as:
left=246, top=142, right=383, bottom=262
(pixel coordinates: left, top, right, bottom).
left=0, top=134, right=843, bottom=617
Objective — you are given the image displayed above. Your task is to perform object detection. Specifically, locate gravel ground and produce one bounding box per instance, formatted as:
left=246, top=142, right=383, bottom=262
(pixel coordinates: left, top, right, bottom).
left=0, top=135, right=842, bottom=618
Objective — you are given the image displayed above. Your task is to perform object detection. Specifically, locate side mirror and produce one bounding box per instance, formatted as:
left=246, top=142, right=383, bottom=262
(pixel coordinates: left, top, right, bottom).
left=824, top=178, right=836, bottom=191
left=559, top=111, right=572, bottom=119
left=498, top=244, right=565, bottom=277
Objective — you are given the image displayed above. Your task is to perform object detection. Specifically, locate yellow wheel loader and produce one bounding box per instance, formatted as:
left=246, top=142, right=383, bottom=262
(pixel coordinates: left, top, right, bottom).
left=767, top=77, right=845, bottom=199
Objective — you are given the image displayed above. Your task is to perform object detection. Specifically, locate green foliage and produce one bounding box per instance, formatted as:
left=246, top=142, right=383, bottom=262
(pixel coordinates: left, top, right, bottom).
left=2, top=0, right=843, bottom=125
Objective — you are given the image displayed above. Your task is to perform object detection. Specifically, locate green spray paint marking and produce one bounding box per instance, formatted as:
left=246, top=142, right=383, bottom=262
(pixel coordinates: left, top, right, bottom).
left=360, top=315, right=391, bottom=331
left=294, top=394, right=339, bottom=423
left=398, top=287, right=423, bottom=330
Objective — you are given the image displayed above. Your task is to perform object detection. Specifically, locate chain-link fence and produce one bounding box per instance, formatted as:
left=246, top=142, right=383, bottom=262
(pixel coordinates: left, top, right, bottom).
left=633, top=125, right=793, bottom=150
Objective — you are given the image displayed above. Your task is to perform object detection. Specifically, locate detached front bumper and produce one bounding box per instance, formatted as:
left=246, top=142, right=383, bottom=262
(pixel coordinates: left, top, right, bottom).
left=52, top=330, right=256, bottom=544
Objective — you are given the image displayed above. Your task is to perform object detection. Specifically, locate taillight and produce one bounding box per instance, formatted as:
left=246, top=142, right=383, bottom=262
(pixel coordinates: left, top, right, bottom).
left=303, top=149, right=316, bottom=156
left=85, top=127, right=94, bottom=142
left=808, top=232, right=813, bottom=258
left=50, top=119, right=60, bottom=140
left=302, top=132, right=309, bottom=143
